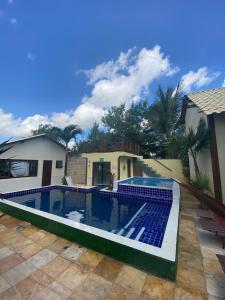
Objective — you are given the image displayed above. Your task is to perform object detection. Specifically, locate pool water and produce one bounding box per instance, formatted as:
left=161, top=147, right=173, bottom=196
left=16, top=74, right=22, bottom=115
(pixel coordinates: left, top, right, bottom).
left=6, top=188, right=172, bottom=248
left=120, top=177, right=173, bottom=189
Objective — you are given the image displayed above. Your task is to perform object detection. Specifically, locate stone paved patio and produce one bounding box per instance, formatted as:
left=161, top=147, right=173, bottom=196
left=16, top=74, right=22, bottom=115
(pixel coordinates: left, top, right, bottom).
left=0, top=187, right=224, bottom=299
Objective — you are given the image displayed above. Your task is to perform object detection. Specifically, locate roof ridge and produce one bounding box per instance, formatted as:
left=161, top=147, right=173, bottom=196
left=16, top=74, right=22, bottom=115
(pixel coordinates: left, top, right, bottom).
left=188, top=86, right=225, bottom=96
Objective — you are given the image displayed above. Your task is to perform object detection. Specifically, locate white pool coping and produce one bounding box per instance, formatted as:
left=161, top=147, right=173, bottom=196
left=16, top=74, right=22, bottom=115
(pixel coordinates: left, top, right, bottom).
left=0, top=182, right=180, bottom=262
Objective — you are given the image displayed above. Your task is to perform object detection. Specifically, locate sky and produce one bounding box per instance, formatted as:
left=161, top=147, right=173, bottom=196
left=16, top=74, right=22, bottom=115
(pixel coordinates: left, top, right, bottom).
left=0, top=0, right=225, bottom=139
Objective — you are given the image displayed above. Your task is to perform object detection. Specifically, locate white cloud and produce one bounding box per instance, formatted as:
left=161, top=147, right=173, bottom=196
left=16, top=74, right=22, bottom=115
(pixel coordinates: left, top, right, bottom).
left=0, top=45, right=179, bottom=137
left=27, top=52, right=37, bottom=61
left=181, top=67, right=220, bottom=93
left=222, top=79, right=225, bottom=87
left=10, top=18, right=17, bottom=25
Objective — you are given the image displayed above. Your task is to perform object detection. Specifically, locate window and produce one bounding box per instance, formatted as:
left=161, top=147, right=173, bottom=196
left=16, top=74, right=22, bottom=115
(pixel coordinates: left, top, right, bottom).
left=56, top=160, right=63, bottom=168
left=0, top=159, right=38, bottom=179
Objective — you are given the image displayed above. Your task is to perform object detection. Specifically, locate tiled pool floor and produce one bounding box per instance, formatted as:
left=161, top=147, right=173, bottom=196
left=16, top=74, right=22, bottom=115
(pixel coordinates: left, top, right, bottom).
left=0, top=188, right=224, bottom=299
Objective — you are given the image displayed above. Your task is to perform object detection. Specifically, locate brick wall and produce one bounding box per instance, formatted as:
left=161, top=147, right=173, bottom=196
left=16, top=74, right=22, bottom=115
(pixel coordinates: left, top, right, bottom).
left=67, top=155, right=87, bottom=185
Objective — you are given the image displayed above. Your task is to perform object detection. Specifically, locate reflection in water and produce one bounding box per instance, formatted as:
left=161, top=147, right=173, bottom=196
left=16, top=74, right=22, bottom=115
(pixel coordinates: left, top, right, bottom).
left=9, top=189, right=143, bottom=232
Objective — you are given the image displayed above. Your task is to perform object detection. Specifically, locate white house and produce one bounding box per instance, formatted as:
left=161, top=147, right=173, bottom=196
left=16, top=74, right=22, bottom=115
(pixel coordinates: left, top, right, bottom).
left=181, top=87, right=225, bottom=204
left=0, top=134, right=66, bottom=193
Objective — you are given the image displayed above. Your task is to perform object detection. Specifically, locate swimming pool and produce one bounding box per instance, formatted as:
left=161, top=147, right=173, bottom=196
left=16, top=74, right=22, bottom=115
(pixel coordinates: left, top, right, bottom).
left=0, top=182, right=180, bottom=281
left=2, top=188, right=171, bottom=248
left=118, top=177, right=173, bottom=189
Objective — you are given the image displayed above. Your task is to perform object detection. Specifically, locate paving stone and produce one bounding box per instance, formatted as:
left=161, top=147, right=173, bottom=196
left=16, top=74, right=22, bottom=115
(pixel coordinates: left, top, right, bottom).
left=27, top=249, right=57, bottom=268
left=33, top=287, right=63, bottom=300
left=15, top=276, right=43, bottom=300
left=115, top=265, right=146, bottom=295
left=70, top=272, right=112, bottom=300
left=203, top=258, right=225, bottom=277
left=206, top=275, right=225, bottom=299
left=0, top=224, right=6, bottom=232
left=29, top=230, right=47, bottom=242
left=107, top=283, right=139, bottom=300
left=0, top=253, right=24, bottom=274
left=14, top=260, right=37, bottom=277
left=174, top=286, right=207, bottom=300
left=94, top=256, right=123, bottom=282
left=30, top=269, right=54, bottom=287
left=61, top=245, right=85, bottom=262
left=77, top=249, right=103, bottom=271
left=41, top=256, right=71, bottom=278
left=0, top=286, right=21, bottom=300
left=141, top=275, right=175, bottom=300
left=58, top=264, right=87, bottom=290
left=0, top=276, right=11, bottom=294
left=1, top=267, right=26, bottom=286
left=18, top=242, right=42, bottom=259
left=0, top=247, right=14, bottom=260
left=48, top=281, right=73, bottom=299
left=178, top=250, right=203, bottom=272
left=38, top=235, right=58, bottom=248
left=47, top=238, right=72, bottom=254
left=176, top=265, right=206, bottom=294
left=5, top=235, right=33, bottom=252
left=21, top=226, right=39, bottom=238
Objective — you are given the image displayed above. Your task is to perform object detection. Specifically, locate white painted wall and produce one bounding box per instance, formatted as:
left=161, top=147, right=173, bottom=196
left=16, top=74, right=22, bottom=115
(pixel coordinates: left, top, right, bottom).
left=185, top=106, right=214, bottom=194
left=215, top=112, right=225, bottom=204
left=0, top=136, right=65, bottom=193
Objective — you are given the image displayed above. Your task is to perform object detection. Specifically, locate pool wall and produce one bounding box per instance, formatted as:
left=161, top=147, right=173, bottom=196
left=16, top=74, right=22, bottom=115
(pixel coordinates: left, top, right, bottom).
left=0, top=183, right=180, bottom=281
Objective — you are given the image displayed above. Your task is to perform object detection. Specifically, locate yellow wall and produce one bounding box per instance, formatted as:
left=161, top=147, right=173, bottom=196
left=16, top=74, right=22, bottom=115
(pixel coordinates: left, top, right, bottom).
left=119, top=157, right=134, bottom=179
left=215, top=112, right=225, bottom=204
left=82, top=152, right=136, bottom=185
left=82, top=151, right=185, bottom=184
left=143, top=159, right=186, bottom=182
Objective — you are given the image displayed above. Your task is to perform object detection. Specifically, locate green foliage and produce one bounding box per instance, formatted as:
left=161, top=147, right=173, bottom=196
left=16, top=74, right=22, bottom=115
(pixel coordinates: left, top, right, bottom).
left=32, top=124, right=62, bottom=141
left=179, top=118, right=209, bottom=177
left=148, top=86, right=182, bottom=139
left=189, top=174, right=211, bottom=192
left=61, top=176, right=68, bottom=185
left=102, top=100, right=158, bottom=155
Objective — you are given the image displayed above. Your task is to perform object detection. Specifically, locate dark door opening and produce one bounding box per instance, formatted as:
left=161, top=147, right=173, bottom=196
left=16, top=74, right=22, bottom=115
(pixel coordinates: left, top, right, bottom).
left=127, top=159, right=131, bottom=177
left=42, top=160, right=52, bottom=186
left=92, top=162, right=111, bottom=186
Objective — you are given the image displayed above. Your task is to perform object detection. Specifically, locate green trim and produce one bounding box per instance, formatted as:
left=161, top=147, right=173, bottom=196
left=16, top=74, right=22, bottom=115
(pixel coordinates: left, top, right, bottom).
left=0, top=201, right=177, bottom=281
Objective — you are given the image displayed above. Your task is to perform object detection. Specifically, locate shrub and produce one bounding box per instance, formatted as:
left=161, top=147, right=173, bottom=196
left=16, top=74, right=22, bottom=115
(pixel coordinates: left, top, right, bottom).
left=61, top=176, right=67, bottom=185
left=189, top=174, right=211, bottom=193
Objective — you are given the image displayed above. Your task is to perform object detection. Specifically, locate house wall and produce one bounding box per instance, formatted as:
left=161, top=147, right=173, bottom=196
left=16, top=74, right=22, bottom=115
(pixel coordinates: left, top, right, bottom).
left=119, top=157, right=134, bottom=179
left=67, top=155, right=87, bottom=185
left=0, top=136, right=65, bottom=193
left=185, top=106, right=214, bottom=194
left=215, top=112, right=225, bottom=204
left=82, top=152, right=136, bottom=185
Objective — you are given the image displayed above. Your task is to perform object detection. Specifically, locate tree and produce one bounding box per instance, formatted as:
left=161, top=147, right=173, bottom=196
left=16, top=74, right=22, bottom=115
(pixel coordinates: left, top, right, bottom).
left=147, top=86, right=182, bottom=157
left=179, top=118, right=209, bottom=178
left=32, top=124, right=62, bottom=142
left=32, top=124, right=82, bottom=176
left=57, top=125, right=82, bottom=176
left=102, top=100, right=157, bottom=155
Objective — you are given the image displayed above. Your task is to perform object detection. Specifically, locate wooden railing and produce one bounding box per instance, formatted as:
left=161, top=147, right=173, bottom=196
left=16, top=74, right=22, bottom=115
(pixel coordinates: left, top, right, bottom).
left=81, top=139, right=140, bottom=155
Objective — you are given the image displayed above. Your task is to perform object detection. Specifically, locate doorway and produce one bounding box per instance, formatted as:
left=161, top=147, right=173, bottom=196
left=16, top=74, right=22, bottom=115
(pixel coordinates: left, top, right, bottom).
left=42, top=160, right=52, bottom=186
left=92, top=162, right=111, bottom=186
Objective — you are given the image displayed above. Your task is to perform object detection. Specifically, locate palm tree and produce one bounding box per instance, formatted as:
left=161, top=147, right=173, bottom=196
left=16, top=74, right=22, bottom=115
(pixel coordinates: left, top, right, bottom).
left=148, top=86, right=182, bottom=157
left=57, top=125, right=82, bottom=176
left=179, top=118, right=209, bottom=178
left=32, top=124, right=82, bottom=176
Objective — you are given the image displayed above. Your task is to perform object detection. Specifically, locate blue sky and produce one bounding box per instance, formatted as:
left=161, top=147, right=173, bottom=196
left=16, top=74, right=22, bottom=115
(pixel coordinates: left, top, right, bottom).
left=0, top=0, right=225, bottom=138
